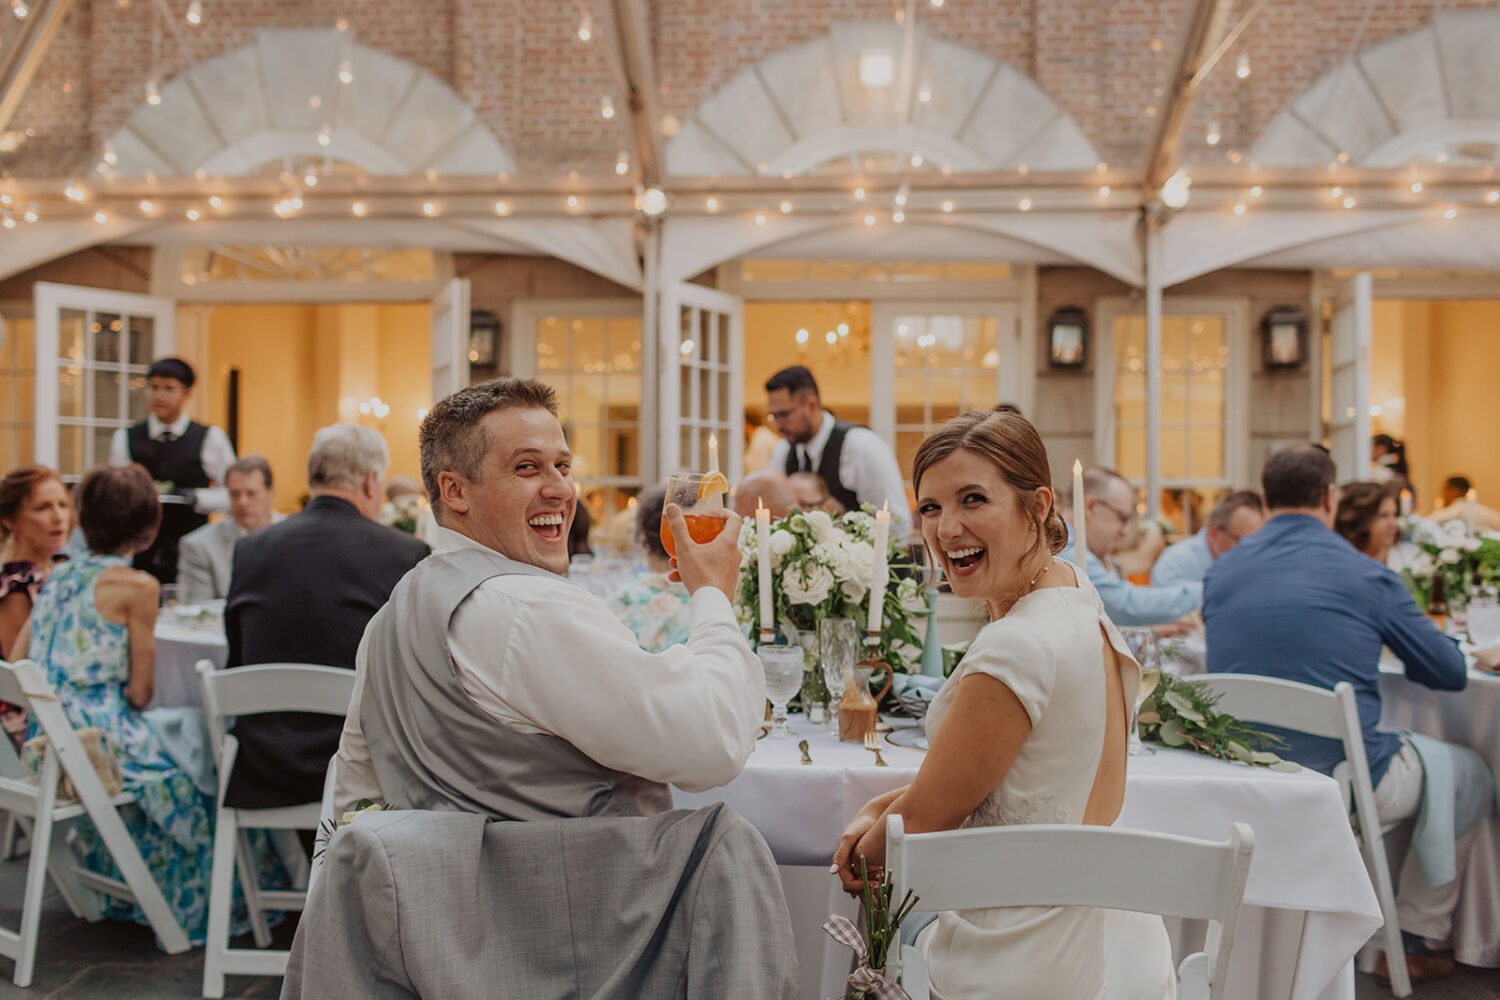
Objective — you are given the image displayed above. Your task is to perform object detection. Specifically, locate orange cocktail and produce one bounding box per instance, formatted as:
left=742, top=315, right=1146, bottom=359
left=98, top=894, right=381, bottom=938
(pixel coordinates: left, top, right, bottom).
left=660, top=470, right=729, bottom=559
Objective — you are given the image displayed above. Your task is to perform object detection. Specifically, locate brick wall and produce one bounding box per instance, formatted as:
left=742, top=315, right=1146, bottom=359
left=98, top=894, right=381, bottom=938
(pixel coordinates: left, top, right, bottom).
left=1, top=0, right=1489, bottom=181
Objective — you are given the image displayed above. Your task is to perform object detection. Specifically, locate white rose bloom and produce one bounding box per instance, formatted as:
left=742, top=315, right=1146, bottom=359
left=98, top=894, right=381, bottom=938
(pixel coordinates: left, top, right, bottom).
left=1410, top=553, right=1436, bottom=577
left=1462, top=537, right=1482, bottom=553
left=805, top=509, right=835, bottom=543
left=897, top=577, right=929, bottom=613
left=842, top=577, right=869, bottom=604
left=769, top=529, right=796, bottom=557
left=812, top=540, right=853, bottom=583
left=783, top=562, right=835, bottom=606
left=1439, top=548, right=1462, bottom=565
left=842, top=510, right=875, bottom=538
left=845, top=540, right=877, bottom=589
left=1444, top=519, right=1468, bottom=538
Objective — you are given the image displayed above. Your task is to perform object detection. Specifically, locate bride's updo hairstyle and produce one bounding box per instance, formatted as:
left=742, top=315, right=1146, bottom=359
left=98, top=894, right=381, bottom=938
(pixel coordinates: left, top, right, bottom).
left=911, top=410, right=1068, bottom=574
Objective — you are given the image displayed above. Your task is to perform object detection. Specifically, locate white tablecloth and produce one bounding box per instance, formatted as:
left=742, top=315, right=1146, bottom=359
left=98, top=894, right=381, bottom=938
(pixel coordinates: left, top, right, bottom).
left=677, top=718, right=1381, bottom=1000
left=150, top=609, right=227, bottom=708
left=1379, top=661, right=1500, bottom=967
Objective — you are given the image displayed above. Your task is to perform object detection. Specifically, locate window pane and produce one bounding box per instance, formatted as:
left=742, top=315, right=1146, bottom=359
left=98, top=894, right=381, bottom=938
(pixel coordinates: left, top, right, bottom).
left=680, top=427, right=697, bottom=470
left=91, top=426, right=116, bottom=468
left=1162, top=374, right=1187, bottom=423
left=568, top=374, right=607, bottom=425
left=571, top=318, right=606, bottom=372
left=569, top=424, right=604, bottom=480
left=927, top=376, right=964, bottom=424
left=128, top=374, right=150, bottom=420
left=537, top=316, right=565, bottom=373
left=95, top=312, right=123, bottom=364
left=58, top=366, right=83, bottom=418
left=58, top=425, right=84, bottom=477
left=1188, top=427, right=1225, bottom=480
left=127, top=315, right=154, bottom=366
left=93, top=369, right=123, bottom=420
left=59, top=309, right=86, bottom=364
left=1162, top=427, right=1188, bottom=481
left=1117, top=425, right=1146, bottom=481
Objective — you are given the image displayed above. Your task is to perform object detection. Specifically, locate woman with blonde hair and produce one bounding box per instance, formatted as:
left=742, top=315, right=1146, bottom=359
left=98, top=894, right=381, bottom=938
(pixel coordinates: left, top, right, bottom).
left=831, top=410, right=1173, bottom=998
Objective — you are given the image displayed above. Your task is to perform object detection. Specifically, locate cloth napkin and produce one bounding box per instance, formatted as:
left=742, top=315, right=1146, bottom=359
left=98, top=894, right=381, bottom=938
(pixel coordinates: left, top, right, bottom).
left=1473, top=647, right=1500, bottom=673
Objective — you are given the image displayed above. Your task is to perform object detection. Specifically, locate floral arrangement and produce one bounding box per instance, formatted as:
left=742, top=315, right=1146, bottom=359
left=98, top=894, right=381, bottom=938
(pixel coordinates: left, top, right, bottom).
left=1397, top=517, right=1500, bottom=608
left=1138, top=673, right=1299, bottom=771
left=822, top=856, right=920, bottom=1000
left=735, top=506, right=928, bottom=673
left=380, top=494, right=428, bottom=536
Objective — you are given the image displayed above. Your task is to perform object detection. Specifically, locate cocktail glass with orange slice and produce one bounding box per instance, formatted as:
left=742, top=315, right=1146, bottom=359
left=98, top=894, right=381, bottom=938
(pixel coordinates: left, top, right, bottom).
left=660, top=471, right=730, bottom=559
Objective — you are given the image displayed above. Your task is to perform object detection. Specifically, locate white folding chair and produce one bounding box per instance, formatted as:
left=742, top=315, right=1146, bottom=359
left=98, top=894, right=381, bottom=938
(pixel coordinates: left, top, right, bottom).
left=1192, top=674, right=1409, bottom=997
left=0, top=658, right=191, bottom=986
left=196, top=660, right=355, bottom=999
left=888, top=816, right=1254, bottom=1000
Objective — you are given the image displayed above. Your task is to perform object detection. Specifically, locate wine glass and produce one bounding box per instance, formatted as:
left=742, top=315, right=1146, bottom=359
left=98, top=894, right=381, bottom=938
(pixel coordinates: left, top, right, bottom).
left=819, top=618, right=859, bottom=732
left=659, top=472, right=729, bottom=560
left=1123, top=629, right=1161, bottom=757
left=758, top=645, right=804, bottom=738
left=1468, top=594, right=1500, bottom=649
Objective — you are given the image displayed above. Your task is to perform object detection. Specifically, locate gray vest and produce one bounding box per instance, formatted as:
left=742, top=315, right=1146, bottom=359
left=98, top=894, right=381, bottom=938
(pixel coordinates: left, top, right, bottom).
left=360, top=545, right=673, bottom=820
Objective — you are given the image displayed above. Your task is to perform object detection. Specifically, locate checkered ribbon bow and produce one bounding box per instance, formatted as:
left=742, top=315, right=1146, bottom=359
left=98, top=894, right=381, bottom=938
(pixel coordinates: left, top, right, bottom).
left=821, top=913, right=911, bottom=1000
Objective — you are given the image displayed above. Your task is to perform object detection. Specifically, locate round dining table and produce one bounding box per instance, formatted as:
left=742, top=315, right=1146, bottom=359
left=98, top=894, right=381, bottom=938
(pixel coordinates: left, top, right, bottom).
left=149, top=604, right=228, bottom=709
left=676, top=715, right=1381, bottom=1000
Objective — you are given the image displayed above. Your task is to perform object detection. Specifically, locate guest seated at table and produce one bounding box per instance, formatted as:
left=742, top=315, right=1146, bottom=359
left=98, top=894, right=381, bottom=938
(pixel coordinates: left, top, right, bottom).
left=224, top=424, right=429, bottom=813
left=335, top=377, right=766, bottom=817
left=1205, top=445, right=1494, bottom=985
left=606, top=484, right=692, bottom=653
left=832, top=410, right=1175, bottom=998
left=0, top=465, right=74, bottom=748
left=788, top=471, right=845, bottom=515
left=1151, top=490, right=1266, bottom=587
left=1059, top=466, right=1202, bottom=627
left=10, top=464, right=223, bottom=944
left=731, top=467, right=795, bottom=519
left=1429, top=474, right=1500, bottom=532
left=1335, top=481, right=1401, bottom=565
left=176, top=455, right=280, bottom=604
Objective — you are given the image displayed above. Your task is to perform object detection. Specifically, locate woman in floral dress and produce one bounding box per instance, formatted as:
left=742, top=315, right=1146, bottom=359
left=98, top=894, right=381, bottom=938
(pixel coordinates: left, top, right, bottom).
left=13, top=464, right=220, bottom=946
left=607, top=484, right=693, bottom=652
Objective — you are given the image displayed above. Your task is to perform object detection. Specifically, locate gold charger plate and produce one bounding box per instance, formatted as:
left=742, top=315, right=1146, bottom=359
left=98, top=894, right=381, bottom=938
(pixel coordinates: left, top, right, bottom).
left=885, top=728, right=928, bottom=752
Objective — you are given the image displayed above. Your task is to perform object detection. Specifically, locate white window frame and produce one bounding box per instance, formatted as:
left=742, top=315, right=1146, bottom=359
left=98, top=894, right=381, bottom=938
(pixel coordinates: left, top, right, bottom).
left=510, top=298, right=652, bottom=495
left=1094, top=296, right=1249, bottom=491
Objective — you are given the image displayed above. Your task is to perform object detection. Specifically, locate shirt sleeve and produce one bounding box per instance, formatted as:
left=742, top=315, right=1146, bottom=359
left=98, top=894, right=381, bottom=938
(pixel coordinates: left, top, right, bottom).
left=955, top=620, right=1057, bottom=726
left=190, top=426, right=237, bottom=514
left=333, top=634, right=385, bottom=814
left=840, top=427, right=914, bottom=540
left=452, top=578, right=766, bottom=793
left=1149, top=536, right=1207, bottom=587
left=109, top=427, right=130, bottom=467
left=1374, top=570, right=1467, bottom=692
left=1083, top=547, right=1201, bottom=626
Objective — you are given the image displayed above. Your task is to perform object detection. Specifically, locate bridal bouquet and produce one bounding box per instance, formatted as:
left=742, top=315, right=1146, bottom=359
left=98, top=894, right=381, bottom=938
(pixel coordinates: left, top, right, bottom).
left=1398, top=519, right=1500, bottom=607
left=735, top=506, right=928, bottom=673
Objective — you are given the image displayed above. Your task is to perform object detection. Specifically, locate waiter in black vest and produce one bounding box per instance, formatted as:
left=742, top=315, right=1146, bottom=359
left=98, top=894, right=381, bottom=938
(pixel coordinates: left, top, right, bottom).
left=764, top=365, right=912, bottom=539
left=108, top=357, right=237, bottom=585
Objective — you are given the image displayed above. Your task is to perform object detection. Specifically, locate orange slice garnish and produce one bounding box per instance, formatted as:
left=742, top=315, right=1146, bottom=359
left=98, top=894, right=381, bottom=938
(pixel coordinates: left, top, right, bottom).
left=697, top=471, right=730, bottom=500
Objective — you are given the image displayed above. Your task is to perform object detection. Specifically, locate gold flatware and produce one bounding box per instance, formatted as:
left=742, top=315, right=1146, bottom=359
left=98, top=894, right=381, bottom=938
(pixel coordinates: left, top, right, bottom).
left=863, top=731, right=888, bottom=766
left=798, top=739, right=814, bottom=765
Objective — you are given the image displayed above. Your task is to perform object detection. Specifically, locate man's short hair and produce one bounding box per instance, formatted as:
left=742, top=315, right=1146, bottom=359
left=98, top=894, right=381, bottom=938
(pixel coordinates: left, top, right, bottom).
left=226, top=454, right=272, bottom=489
left=1060, top=466, right=1127, bottom=505
left=147, top=357, right=196, bottom=387
left=1208, top=490, right=1264, bottom=531
left=79, top=464, right=161, bottom=555
left=1446, top=475, right=1472, bottom=495
left=419, top=377, right=559, bottom=511
left=764, top=365, right=820, bottom=398
left=1262, top=445, right=1336, bottom=510
left=307, top=424, right=389, bottom=492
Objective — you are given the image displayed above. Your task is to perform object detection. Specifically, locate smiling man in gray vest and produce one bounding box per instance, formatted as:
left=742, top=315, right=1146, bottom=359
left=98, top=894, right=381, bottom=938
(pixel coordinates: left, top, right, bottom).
left=334, top=376, right=766, bottom=818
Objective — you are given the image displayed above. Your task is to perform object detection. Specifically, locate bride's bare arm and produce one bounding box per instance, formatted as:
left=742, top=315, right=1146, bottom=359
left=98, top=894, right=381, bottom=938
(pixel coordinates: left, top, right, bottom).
left=839, top=673, right=1032, bottom=893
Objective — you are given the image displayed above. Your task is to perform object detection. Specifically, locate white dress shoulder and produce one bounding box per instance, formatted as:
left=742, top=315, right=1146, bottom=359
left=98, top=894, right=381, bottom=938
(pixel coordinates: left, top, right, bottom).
left=916, top=566, right=1177, bottom=1000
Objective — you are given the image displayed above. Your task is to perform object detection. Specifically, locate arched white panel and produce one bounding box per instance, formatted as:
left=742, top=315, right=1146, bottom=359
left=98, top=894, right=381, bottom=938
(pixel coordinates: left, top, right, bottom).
left=666, top=20, right=1098, bottom=177
left=1250, top=10, right=1500, bottom=168
left=106, top=28, right=515, bottom=178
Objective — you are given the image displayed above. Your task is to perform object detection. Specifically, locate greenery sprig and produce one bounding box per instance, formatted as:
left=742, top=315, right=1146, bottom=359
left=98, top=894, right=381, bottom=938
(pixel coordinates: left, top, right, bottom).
left=1138, top=673, right=1300, bottom=772
left=312, top=798, right=397, bottom=861
left=845, top=855, right=921, bottom=1000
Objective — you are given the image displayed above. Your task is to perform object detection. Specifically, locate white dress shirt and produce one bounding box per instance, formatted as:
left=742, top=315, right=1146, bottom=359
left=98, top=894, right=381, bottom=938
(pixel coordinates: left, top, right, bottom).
left=769, top=414, right=914, bottom=539
left=335, top=525, right=765, bottom=813
left=109, top=413, right=236, bottom=514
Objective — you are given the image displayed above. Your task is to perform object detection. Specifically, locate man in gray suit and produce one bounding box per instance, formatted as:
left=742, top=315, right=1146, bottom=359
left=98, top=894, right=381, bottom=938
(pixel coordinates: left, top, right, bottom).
left=176, top=455, right=279, bottom=603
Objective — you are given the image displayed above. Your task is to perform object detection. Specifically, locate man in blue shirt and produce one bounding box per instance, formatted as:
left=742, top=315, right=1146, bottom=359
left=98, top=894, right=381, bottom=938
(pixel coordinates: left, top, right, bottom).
left=1204, top=444, right=1485, bottom=984
left=1151, top=490, right=1265, bottom=587
left=1059, top=466, right=1200, bottom=626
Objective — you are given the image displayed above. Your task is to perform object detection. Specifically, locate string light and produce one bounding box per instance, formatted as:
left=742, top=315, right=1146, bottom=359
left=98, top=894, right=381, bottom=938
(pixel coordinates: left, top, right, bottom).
left=1233, top=203, right=1247, bottom=215
left=1018, top=197, right=1032, bottom=211
left=1098, top=185, right=1111, bottom=197
left=795, top=328, right=809, bottom=344
left=493, top=200, right=509, bottom=215
left=940, top=200, right=954, bottom=213
left=1205, top=122, right=1221, bottom=146
left=892, top=210, right=905, bottom=223
left=778, top=200, right=792, bottom=214
left=102, top=145, right=117, bottom=166
left=894, top=185, right=908, bottom=207
left=754, top=212, right=766, bottom=226
left=339, top=60, right=353, bottom=84
left=145, top=80, right=161, bottom=105
left=1235, top=53, right=1250, bottom=79
left=600, top=96, right=614, bottom=119
left=185, top=0, right=201, bottom=25
left=917, top=85, right=931, bottom=103
left=23, top=203, right=36, bottom=223
left=636, top=187, right=668, bottom=217
left=705, top=197, right=719, bottom=212
left=615, top=151, right=629, bottom=175
left=930, top=0, right=943, bottom=6
left=566, top=195, right=579, bottom=209
left=208, top=195, right=222, bottom=208
left=909, top=153, right=923, bottom=168
left=577, top=13, right=593, bottom=42
left=1161, top=169, right=1191, bottom=209
left=303, top=172, right=318, bottom=187
left=1487, top=190, right=1500, bottom=204
left=825, top=330, right=837, bottom=345
left=64, top=180, right=85, bottom=202
left=1, top=213, right=12, bottom=230
left=1444, top=204, right=1458, bottom=219
left=1329, top=186, right=1343, bottom=198
left=318, top=127, right=332, bottom=147
left=1342, top=195, right=1356, bottom=209
left=838, top=323, right=849, bottom=336
left=185, top=207, right=201, bottom=221
left=863, top=214, right=876, bottom=226
left=1409, top=181, right=1423, bottom=194
left=93, top=210, right=109, bottom=223
left=422, top=201, right=438, bottom=216
left=1250, top=185, right=1263, bottom=198
left=11, top=1, right=28, bottom=19
left=139, top=199, right=154, bottom=213
left=853, top=187, right=866, bottom=201
left=351, top=201, right=367, bottom=216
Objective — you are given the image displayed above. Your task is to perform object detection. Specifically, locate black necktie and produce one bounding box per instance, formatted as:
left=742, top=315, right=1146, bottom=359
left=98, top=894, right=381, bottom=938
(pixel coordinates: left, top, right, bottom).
left=159, top=431, right=177, bottom=443
left=798, top=448, right=812, bottom=473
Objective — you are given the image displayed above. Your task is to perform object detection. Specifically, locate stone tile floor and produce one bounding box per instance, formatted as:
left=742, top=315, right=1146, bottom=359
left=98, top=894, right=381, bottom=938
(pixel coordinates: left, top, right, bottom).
left=0, top=844, right=1494, bottom=998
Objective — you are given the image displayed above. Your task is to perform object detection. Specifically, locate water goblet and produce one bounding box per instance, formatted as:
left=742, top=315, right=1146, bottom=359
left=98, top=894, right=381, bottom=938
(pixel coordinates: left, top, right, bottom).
left=1122, top=629, right=1161, bottom=757
left=758, top=645, right=804, bottom=738
left=819, top=618, right=859, bottom=733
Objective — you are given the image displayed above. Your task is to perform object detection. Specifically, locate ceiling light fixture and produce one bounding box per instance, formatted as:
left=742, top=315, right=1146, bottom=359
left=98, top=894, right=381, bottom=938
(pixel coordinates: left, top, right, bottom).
left=185, top=0, right=201, bottom=25
left=1235, top=53, right=1250, bottom=79
left=1160, top=169, right=1191, bottom=209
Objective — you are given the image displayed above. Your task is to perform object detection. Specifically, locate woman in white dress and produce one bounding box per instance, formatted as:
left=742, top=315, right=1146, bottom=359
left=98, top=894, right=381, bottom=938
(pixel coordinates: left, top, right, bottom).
left=831, top=410, right=1175, bottom=999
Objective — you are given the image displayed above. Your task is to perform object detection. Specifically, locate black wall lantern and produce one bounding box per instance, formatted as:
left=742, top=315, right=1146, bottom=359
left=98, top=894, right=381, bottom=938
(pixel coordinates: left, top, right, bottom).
left=469, top=309, right=502, bottom=369
left=1261, top=305, right=1308, bottom=370
left=1047, top=307, right=1089, bottom=369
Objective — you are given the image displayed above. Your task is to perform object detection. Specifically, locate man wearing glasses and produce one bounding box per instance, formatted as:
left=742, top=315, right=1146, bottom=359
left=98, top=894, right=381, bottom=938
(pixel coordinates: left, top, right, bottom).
left=1060, top=465, right=1202, bottom=626
left=1151, top=490, right=1266, bottom=587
